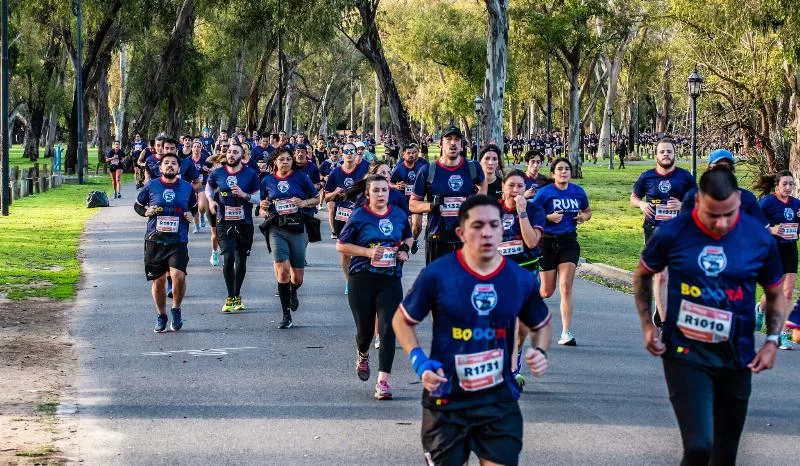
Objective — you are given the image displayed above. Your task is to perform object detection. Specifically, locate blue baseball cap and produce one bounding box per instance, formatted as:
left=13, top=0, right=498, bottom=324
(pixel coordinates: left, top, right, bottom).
left=708, top=149, right=734, bottom=165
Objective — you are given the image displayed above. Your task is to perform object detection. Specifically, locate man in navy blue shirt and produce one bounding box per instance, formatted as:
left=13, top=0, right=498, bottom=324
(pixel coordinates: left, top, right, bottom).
left=393, top=195, right=551, bottom=466
left=134, top=153, right=197, bottom=333
left=410, top=126, right=487, bottom=264
left=293, top=143, right=321, bottom=191
left=634, top=167, right=784, bottom=465
left=391, top=144, right=427, bottom=253
left=631, top=137, right=697, bottom=326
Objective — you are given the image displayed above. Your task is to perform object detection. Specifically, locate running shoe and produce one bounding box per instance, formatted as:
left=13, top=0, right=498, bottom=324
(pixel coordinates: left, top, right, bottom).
left=170, top=308, right=183, bottom=331
left=200, top=217, right=206, bottom=228
left=374, top=335, right=381, bottom=349
left=344, top=282, right=349, bottom=295
left=278, top=310, right=293, bottom=329
left=374, top=380, right=392, bottom=400
left=779, top=331, right=795, bottom=350
left=193, top=224, right=201, bottom=234
left=289, top=288, right=299, bottom=312
left=154, top=314, right=168, bottom=333
left=514, top=374, right=526, bottom=391
left=221, top=297, right=236, bottom=313
left=356, top=351, right=370, bottom=381
left=410, top=240, right=419, bottom=255
left=233, top=296, right=245, bottom=311
left=558, top=330, right=577, bottom=346
left=330, top=233, right=338, bottom=240
left=210, top=249, right=220, bottom=266
left=754, top=303, right=765, bottom=333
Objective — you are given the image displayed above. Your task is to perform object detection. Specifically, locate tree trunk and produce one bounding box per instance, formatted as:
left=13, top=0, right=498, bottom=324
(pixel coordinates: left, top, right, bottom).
left=259, top=87, right=278, bottom=133
left=245, top=48, right=273, bottom=132
left=374, top=73, right=381, bottom=139
left=283, top=67, right=297, bottom=134
left=785, top=61, right=800, bottom=191
left=482, top=0, right=509, bottom=146
left=318, top=77, right=335, bottom=137
left=349, top=75, right=355, bottom=131
left=113, top=44, right=128, bottom=141
left=44, top=106, right=58, bottom=158
left=509, top=97, right=517, bottom=138
left=96, top=62, right=112, bottom=163
left=132, top=0, right=196, bottom=136
left=359, top=81, right=367, bottom=136
left=166, top=92, right=182, bottom=137
left=568, top=65, right=583, bottom=177
left=656, top=57, right=672, bottom=133
left=347, top=0, right=414, bottom=146
left=228, top=39, right=247, bottom=133
left=598, top=27, right=636, bottom=161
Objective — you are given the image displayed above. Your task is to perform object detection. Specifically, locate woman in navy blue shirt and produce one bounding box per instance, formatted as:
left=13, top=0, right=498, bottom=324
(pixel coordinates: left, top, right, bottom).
left=532, top=157, right=591, bottom=346
left=336, top=175, right=413, bottom=400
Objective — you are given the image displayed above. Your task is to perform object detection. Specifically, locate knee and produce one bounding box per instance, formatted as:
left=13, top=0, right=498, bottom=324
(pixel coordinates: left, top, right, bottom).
left=540, top=285, right=555, bottom=299
left=559, top=280, right=573, bottom=297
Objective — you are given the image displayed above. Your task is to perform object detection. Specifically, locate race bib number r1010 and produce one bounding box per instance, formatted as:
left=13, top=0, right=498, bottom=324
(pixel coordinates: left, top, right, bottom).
left=454, top=349, right=504, bottom=392
left=677, top=299, right=733, bottom=343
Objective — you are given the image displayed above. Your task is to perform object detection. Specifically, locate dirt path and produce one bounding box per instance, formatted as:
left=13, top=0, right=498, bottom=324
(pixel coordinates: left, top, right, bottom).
left=0, top=298, right=77, bottom=464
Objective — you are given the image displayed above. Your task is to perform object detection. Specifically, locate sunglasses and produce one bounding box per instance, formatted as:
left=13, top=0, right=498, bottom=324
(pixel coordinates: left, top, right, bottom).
left=342, top=149, right=356, bottom=155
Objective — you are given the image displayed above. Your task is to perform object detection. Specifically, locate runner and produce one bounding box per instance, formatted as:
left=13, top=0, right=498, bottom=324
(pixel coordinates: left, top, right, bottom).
left=139, top=136, right=164, bottom=183
left=324, top=142, right=369, bottom=294
left=259, top=147, right=319, bottom=329
left=633, top=166, right=785, bottom=465
left=199, top=127, right=215, bottom=154
left=393, top=194, right=552, bottom=465
left=293, top=143, right=322, bottom=191
left=134, top=152, right=197, bottom=333
left=205, top=139, right=230, bottom=266
left=479, top=144, right=504, bottom=201
left=206, top=142, right=261, bottom=312
left=189, top=140, right=210, bottom=233
left=756, top=170, right=800, bottom=349
left=390, top=144, right=427, bottom=253
left=410, top=125, right=487, bottom=265
left=130, top=133, right=147, bottom=189
left=630, top=137, right=696, bottom=326
left=533, top=157, right=591, bottom=346
left=106, top=140, right=125, bottom=198
left=336, top=174, right=413, bottom=399
left=522, top=150, right=551, bottom=199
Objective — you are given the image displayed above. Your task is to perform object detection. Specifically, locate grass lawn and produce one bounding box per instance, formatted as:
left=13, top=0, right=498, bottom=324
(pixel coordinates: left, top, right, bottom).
left=0, top=173, right=117, bottom=300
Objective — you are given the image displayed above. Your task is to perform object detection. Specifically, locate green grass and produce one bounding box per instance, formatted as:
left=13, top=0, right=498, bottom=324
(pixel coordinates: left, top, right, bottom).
left=0, top=174, right=114, bottom=300
left=5, top=143, right=103, bottom=170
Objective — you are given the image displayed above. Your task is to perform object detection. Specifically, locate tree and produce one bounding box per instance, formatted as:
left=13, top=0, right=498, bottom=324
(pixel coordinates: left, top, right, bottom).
left=482, top=0, right=510, bottom=146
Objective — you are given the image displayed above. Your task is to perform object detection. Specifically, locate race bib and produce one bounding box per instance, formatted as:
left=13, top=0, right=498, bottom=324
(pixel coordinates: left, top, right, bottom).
left=441, top=197, right=466, bottom=217
left=404, top=184, right=415, bottom=195
left=224, top=206, right=245, bottom=221
left=454, top=349, right=504, bottom=392
left=156, top=216, right=180, bottom=233
left=498, top=239, right=524, bottom=256
left=779, top=223, right=798, bottom=240
left=677, top=299, right=733, bottom=343
left=654, top=204, right=679, bottom=221
left=335, top=206, right=353, bottom=222
left=275, top=199, right=298, bottom=215
left=370, top=247, right=397, bottom=268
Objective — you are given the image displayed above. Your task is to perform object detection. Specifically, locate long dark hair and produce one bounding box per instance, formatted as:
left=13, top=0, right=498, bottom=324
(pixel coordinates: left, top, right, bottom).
left=270, top=146, right=301, bottom=172
left=755, top=170, right=793, bottom=198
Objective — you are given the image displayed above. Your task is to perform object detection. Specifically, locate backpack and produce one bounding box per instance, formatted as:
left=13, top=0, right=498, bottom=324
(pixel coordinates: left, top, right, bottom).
left=86, top=191, right=109, bottom=208
left=426, top=159, right=479, bottom=198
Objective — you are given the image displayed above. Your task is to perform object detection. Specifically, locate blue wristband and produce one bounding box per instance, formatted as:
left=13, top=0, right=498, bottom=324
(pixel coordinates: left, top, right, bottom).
left=409, top=347, right=428, bottom=377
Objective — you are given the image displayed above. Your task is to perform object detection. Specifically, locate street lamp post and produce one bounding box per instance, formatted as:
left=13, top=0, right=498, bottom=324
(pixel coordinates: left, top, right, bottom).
left=607, top=107, right=614, bottom=170
left=474, top=95, right=483, bottom=156
left=688, top=65, right=703, bottom=179
left=1, top=0, right=10, bottom=214
left=72, top=0, right=84, bottom=183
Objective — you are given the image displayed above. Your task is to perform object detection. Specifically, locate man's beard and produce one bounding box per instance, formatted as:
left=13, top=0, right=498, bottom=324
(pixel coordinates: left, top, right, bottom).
left=658, top=158, right=675, bottom=170
left=226, top=158, right=241, bottom=167
left=162, top=171, right=177, bottom=180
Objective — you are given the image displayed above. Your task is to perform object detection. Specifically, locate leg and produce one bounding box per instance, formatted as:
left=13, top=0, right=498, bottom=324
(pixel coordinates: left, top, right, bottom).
left=411, top=214, right=422, bottom=240
left=376, top=278, right=403, bottom=376
left=233, top=248, right=248, bottom=296
left=654, top=268, right=669, bottom=322
left=169, top=268, right=187, bottom=308
left=151, top=275, right=168, bottom=315
left=348, top=275, right=378, bottom=356
left=539, top=270, right=557, bottom=298
left=221, top=247, right=237, bottom=297
left=557, top=262, right=577, bottom=331
left=663, top=359, right=715, bottom=466
left=710, top=370, right=751, bottom=465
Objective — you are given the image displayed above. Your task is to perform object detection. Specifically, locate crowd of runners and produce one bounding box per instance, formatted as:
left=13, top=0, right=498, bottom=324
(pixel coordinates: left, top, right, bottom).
left=118, top=124, right=799, bottom=465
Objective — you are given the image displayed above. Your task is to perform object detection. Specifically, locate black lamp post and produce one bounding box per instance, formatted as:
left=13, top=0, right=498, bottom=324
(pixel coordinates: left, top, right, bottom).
left=1, top=0, right=9, bottom=214
left=688, top=65, right=703, bottom=178
left=474, top=96, right=483, bottom=153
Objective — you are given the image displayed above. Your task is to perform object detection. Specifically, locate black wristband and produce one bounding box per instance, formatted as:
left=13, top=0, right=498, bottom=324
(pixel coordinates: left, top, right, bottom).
left=398, top=243, right=410, bottom=253
left=534, top=346, right=547, bottom=359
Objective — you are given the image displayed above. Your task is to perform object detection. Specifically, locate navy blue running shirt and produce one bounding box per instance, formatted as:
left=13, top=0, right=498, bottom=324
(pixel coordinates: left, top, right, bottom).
left=411, top=159, right=485, bottom=242
left=759, top=194, right=800, bottom=244
left=400, top=251, right=550, bottom=409
left=338, top=205, right=412, bottom=277
left=532, top=182, right=589, bottom=236
left=523, top=173, right=550, bottom=192
left=207, top=166, right=261, bottom=225
left=499, top=201, right=546, bottom=266
left=640, top=210, right=783, bottom=368
left=632, top=168, right=696, bottom=227
left=681, top=187, right=768, bottom=226
left=136, top=177, right=197, bottom=244
left=260, top=170, right=318, bottom=217
left=325, top=163, right=370, bottom=222
left=391, top=159, right=427, bottom=197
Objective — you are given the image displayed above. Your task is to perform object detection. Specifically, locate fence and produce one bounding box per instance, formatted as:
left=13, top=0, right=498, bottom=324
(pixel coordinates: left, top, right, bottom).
left=7, top=163, right=65, bottom=202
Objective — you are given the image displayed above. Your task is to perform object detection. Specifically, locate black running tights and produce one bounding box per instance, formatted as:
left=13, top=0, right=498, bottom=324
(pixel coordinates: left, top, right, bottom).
left=663, top=358, right=751, bottom=466
left=222, top=248, right=248, bottom=297
left=347, top=274, right=402, bottom=373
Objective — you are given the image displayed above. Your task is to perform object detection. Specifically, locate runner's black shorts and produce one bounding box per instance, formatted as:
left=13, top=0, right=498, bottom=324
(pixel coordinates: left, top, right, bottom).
left=144, top=240, right=189, bottom=280
left=539, top=232, right=580, bottom=271
left=777, top=240, right=798, bottom=274
left=425, top=241, right=462, bottom=265
left=217, top=223, right=254, bottom=256
left=643, top=223, right=656, bottom=245
left=421, top=400, right=523, bottom=466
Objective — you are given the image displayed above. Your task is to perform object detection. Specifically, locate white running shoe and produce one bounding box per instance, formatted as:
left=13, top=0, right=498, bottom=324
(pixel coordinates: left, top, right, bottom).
left=558, top=330, right=576, bottom=346
left=210, top=249, right=220, bottom=266
left=193, top=225, right=201, bottom=234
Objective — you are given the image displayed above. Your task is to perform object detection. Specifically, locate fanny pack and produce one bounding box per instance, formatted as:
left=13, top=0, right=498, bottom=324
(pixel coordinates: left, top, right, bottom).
left=277, top=213, right=304, bottom=234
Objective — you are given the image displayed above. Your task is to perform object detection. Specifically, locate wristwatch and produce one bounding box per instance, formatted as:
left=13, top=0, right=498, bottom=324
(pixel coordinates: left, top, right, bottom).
left=519, top=211, right=528, bottom=219
left=765, top=334, right=780, bottom=346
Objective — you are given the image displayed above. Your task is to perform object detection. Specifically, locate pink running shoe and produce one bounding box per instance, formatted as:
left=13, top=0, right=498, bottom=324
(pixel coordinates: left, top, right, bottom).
left=374, top=380, right=392, bottom=400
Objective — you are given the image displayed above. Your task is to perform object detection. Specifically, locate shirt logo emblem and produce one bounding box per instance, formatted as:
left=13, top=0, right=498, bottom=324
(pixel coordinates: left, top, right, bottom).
left=344, top=177, right=354, bottom=188
left=378, top=218, right=393, bottom=235
left=658, top=180, right=672, bottom=194
left=698, top=246, right=727, bottom=277
left=226, top=176, right=238, bottom=188
left=502, top=214, right=515, bottom=230
left=471, top=284, right=498, bottom=316
left=278, top=180, right=290, bottom=193
left=408, top=171, right=416, bottom=181
left=448, top=175, right=463, bottom=191
left=162, top=189, right=175, bottom=202
left=784, top=207, right=794, bottom=221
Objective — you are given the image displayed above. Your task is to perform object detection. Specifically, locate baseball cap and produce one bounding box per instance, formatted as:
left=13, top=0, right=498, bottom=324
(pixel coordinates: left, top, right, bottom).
left=479, top=143, right=502, bottom=156
left=293, top=143, right=307, bottom=151
left=708, top=149, right=734, bottom=165
left=442, top=125, right=463, bottom=139
left=354, top=141, right=366, bottom=148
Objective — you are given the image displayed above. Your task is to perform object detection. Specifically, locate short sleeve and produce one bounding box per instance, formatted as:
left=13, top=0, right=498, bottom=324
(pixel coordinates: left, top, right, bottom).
left=207, top=172, right=218, bottom=190
left=336, top=213, right=360, bottom=245
left=136, top=184, right=150, bottom=205
left=400, top=267, right=435, bottom=324
left=532, top=188, right=550, bottom=214
left=259, top=178, right=269, bottom=200
left=519, top=284, right=551, bottom=330
left=308, top=166, right=321, bottom=185
left=302, top=174, right=318, bottom=198
left=758, top=240, right=784, bottom=289
left=632, top=174, right=645, bottom=198
left=527, top=203, right=546, bottom=230
left=188, top=189, right=198, bottom=211
left=579, top=187, right=589, bottom=210
left=324, top=172, right=337, bottom=192
left=401, top=213, right=413, bottom=239
left=639, top=225, right=669, bottom=273
left=412, top=164, right=429, bottom=199
left=473, top=161, right=485, bottom=184
left=680, top=188, right=697, bottom=213
left=743, top=191, right=769, bottom=226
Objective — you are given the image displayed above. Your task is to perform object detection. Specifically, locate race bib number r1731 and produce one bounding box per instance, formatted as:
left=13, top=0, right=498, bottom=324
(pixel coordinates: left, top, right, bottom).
left=454, top=349, right=504, bottom=392
left=677, top=299, right=733, bottom=343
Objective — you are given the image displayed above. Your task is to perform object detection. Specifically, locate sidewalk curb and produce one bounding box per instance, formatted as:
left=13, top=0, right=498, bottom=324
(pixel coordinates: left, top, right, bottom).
left=577, top=260, right=633, bottom=287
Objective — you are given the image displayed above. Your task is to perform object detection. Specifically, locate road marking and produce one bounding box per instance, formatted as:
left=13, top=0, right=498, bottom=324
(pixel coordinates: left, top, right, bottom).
left=141, top=346, right=257, bottom=356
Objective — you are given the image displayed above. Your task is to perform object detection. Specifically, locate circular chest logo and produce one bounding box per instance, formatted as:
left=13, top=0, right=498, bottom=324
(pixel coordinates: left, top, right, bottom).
left=471, top=284, right=498, bottom=316
left=344, top=177, right=354, bottom=188
left=378, top=218, right=393, bottom=236
left=226, top=176, right=238, bottom=188
left=408, top=171, right=416, bottom=181
left=448, top=175, right=463, bottom=191
left=278, top=180, right=290, bottom=193
left=162, top=189, right=175, bottom=202
left=658, top=180, right=672, bottom=194
left=784, top=207, right=795, bottom=221
left=698, top=245, right=727, bottom=277
left=502, top=214, right=515, bottom=230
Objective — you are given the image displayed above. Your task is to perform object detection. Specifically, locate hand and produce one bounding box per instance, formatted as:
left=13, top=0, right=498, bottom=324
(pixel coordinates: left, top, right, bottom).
left=259, top=199, right=269, bottom=210
left=290, top=197, right=303, bottom=207
left=639, top=202, right=655, bottom=219
left=230, top=185, right=245, bottom=198
left=431, top=195, right=444, bottom=211
left=524, top=187, right=536, bottom=199
left=397, top=250, right=409, bottom=262
left=576, top=212, right=586, bottom=224
left=421, top=367, right=448, bottom=393
left=397, top=182, right=405, bottom=190
left=548, top=210, right=564, bottom=224
left=208, top=201, right=217, bottom=215
left=144, top=207, right=159, bottom=217
left=748, top=343, right=777, bottom=373
left=770, top=225, right=782, bottom=236
left=666, top=197, right=682, bottom=211
left=514, top=194, right=527, bottom=214
left=371, top=246, right=385, bottom=261
left=524, top=347, right=548, bottom=377
left=182, top=212, right=194, bottom=223
left=642, top=323, right=666, bottom=356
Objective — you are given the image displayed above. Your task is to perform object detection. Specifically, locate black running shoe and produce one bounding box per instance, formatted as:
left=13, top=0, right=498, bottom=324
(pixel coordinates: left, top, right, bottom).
left=170, top=308, right=183, bottom=331
left=278, top=311, right=293, bottom=329
left=154, top=314, right=168, bottom=333
left=289, top=287, right=299, bottom=312
left=410, top=240, right=419, bottom=255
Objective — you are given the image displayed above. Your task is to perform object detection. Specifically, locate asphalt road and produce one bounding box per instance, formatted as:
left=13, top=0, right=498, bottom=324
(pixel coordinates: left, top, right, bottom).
left=68, top=182, right=800, bottom=465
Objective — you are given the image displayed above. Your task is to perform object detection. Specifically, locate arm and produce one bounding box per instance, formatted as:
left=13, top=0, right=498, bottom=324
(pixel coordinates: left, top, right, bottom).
left=409, top=196, right=432, bottom=214
left=523, top=322, right=552, bottom=377
left=633, top=263, right=666, bottom=356
left=392, top=308, right=447, bottom=392
left=577, top=206, right=592, bottom=223
left=631, top=193, right=654, bottom=219
left=335, top=242, right=376, bottom=259
left=749, top=277, right=784, bottom=373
